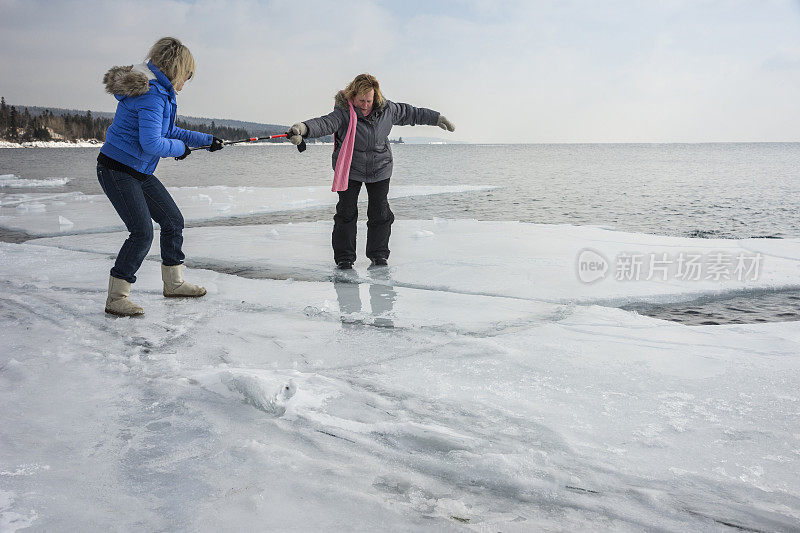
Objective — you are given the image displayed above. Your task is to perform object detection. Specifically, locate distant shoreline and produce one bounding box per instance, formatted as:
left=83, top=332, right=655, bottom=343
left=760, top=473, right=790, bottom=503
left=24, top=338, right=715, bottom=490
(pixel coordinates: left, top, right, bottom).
left=5, top=140, right=800, bottom=149
left=0, top=140, right=102, bottom=149
left=0, top=140, right=321, bottom=149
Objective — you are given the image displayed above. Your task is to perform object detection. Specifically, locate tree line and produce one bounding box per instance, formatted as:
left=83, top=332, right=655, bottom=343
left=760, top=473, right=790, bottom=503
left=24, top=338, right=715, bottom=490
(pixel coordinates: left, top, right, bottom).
left=174, top=119, right=249, bottom=142
left=0, top=97, right=110, bottom=142
left=0, top=97, right=250, bottom=143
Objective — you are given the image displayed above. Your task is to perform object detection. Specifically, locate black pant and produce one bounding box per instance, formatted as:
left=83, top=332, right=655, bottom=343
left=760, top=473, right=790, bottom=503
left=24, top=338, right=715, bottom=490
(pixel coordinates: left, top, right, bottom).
left=332, top=178, right=394, bottom=263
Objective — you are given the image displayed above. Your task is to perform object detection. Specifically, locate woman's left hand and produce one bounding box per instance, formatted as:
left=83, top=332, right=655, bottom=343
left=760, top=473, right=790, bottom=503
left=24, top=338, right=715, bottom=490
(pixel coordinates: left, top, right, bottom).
left=209, top=137, right=225, bottom=152
left=437, top=115, right=455, bottom=132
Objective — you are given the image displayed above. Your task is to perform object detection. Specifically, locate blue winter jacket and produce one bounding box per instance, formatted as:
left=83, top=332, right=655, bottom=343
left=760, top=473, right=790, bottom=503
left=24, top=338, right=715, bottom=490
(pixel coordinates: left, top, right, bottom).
left=100, top=61, right=212, bottom=175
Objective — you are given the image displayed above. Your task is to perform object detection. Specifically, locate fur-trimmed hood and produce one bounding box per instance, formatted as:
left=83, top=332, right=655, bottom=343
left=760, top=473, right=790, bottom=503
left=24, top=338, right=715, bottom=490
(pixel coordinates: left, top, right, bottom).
left=334, top=90, right=386, bottom=112
left=103, top=63, right=156, bottom=97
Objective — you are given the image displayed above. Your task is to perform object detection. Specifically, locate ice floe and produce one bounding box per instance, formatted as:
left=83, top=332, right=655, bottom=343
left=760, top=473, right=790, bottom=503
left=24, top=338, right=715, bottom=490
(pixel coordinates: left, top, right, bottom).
left=0, top=185, right=493, bottom=236
left=34, top=219, right=800, bottom=305
left=0, top=174, right=71, bottom=188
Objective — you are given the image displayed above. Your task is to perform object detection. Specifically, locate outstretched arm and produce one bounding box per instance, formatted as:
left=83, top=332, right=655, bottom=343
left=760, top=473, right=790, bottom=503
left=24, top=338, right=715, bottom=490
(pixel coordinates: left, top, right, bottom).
left=303, top=108, right=347, bottom=139
left=390, top=102, right=439, bottom=127
left=168, top=123, right=213, bottom=148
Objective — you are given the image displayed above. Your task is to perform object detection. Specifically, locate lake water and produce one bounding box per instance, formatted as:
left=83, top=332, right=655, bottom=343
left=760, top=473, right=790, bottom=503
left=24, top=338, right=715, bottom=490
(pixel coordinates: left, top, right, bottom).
left=2, top=143, right=799, bottom=324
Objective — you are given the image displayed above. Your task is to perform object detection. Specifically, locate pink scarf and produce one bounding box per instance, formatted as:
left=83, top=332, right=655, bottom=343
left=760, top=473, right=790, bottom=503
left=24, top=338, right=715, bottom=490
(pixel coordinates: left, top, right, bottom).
left=332, top=99, right=357, bottom=192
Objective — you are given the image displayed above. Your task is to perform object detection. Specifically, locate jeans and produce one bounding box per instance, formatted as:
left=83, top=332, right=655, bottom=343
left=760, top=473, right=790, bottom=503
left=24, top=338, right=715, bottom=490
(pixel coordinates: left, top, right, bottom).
left=332, top=178, right=394, bottom=263
left=97, top=164, right=185, bottom=283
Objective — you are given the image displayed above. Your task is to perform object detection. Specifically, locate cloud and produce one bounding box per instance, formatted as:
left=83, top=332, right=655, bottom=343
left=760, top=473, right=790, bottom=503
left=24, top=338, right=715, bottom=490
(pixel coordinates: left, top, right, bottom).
left=1, top=0, right=799, bottom=142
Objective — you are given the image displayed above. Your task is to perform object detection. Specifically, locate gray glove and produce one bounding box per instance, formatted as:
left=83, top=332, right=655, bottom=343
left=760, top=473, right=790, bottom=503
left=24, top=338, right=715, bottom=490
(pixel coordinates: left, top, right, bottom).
left=437, top=115, right=455, bottom=132
left=289, top=122, right=308, bottom=145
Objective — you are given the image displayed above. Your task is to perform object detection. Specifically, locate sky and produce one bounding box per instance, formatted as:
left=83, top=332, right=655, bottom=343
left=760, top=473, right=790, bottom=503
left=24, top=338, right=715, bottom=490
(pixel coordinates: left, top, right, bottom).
left=1, top=0, right=799, bottom=143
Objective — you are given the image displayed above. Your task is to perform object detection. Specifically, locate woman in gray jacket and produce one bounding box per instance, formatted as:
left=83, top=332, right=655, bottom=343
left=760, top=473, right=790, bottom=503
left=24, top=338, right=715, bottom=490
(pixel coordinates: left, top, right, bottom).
left=289, top=73, right=455, bottom=269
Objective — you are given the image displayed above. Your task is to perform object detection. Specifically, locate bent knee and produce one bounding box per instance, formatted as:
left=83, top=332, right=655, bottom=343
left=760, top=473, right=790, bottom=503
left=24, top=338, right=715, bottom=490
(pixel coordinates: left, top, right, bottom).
left=130, top=223, right=154, bottom=243
left=368, top=203, right=393, bottom=222
left=160, top=213, right=185, bottom=234
left=335, top=206, right=359, bottom=222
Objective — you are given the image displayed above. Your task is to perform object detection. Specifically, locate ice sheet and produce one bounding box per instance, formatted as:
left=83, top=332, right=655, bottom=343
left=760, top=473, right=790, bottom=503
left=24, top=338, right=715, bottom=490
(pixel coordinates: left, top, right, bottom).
left=1, top=241, right=799, bottom=531
left=0, top=174, right=71, bottom=188
left=34, top=220, right=800, bottom=305
left=0, top=185, right=494, bottom=236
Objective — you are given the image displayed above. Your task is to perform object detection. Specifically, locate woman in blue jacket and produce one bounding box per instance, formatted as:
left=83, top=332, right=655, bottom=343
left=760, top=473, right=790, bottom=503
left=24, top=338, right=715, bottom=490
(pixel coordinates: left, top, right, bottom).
left=98, top=37, right=223, bottom=316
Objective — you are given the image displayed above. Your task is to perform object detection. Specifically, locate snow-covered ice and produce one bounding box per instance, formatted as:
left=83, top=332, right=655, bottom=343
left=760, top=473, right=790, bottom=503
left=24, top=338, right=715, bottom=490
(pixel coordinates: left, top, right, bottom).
left=0, top=174, right=71, bottom=188
left=34, top=219, right=800, bottom=305
left=3, top=215, right=800, bottom=530
left=0, top=140, right=101, bottom=148
left=0, top=185, right=493, bottom=236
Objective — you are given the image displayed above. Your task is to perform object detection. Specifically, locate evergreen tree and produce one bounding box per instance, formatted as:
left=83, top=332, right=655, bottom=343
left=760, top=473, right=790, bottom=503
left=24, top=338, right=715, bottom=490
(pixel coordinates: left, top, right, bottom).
left=0, top=97, right=6, bottom=133
left=32, top=118, right=50, bottom=140
left=8, top=106, right=19, bottom=141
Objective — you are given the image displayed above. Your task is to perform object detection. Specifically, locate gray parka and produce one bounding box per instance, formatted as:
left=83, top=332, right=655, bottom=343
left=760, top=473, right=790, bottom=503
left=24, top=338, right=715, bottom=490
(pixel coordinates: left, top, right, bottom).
left=304, top=92, right=440, bottom=183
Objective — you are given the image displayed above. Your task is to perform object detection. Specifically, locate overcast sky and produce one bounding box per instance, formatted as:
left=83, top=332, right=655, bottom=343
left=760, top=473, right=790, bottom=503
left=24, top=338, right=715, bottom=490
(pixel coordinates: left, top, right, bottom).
left=1, top=0, right=799, bottom=143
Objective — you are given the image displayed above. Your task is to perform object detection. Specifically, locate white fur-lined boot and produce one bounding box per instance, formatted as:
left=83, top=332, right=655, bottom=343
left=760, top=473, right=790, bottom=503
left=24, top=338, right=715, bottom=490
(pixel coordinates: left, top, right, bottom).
left=161, top=264, right=206, bottom=298
left=105, top=275, right=144, bottom=316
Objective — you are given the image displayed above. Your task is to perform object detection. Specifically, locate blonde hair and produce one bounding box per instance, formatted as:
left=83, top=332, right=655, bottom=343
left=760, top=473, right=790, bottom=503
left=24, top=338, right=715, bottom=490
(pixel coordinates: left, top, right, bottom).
left=147, top=37, right=195, bottom=86
left=343, top=74, right=386, bottom=109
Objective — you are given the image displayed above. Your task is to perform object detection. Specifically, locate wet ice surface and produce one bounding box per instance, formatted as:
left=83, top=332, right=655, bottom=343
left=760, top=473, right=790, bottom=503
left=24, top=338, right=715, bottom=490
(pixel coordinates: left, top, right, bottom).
left=0, top=185, right=493, bottom=236
left=3, top=223, right=800, bottom=530
left=34, top=220, right=800, bottom=306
